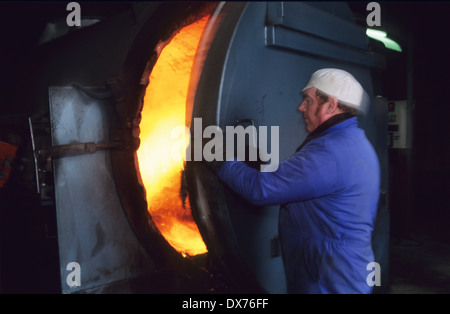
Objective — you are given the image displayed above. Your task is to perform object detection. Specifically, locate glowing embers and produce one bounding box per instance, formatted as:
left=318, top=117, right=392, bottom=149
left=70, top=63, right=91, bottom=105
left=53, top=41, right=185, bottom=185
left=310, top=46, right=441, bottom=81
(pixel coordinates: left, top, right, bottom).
left=137, top=16, right=208, bottom=257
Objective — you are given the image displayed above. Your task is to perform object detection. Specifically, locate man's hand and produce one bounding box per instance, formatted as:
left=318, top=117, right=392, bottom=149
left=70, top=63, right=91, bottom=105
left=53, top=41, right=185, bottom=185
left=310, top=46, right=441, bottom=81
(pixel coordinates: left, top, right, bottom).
left=201, top=132, right=265, bottom=174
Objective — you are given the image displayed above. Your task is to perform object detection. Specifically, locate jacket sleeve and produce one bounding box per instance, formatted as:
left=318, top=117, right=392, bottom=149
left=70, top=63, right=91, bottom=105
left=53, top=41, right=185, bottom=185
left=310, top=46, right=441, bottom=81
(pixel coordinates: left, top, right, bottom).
left=217, top=141, right=338, bottom=206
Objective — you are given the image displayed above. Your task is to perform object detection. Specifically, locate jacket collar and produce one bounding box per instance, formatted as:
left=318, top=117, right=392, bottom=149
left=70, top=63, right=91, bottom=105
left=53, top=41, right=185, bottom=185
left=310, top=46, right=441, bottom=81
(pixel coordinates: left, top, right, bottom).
left=296, top=113, right=356, bottom=153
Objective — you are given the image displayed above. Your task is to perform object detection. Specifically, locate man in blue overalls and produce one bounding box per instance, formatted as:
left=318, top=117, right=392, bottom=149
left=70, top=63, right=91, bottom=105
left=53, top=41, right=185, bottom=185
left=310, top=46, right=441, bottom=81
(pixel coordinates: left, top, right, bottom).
left=214, top=68, right=380, bottom=293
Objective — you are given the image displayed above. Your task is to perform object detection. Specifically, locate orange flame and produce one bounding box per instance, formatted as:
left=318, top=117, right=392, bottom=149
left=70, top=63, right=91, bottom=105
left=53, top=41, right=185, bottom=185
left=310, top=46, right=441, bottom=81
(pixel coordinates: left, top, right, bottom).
left=137, top=16, right=209, bottom=257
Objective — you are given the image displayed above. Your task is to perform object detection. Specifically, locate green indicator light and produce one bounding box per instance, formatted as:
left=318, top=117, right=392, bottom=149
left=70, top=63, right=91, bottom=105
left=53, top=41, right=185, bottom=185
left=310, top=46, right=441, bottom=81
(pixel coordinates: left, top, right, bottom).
left=366, top=28, right=402, bottom=52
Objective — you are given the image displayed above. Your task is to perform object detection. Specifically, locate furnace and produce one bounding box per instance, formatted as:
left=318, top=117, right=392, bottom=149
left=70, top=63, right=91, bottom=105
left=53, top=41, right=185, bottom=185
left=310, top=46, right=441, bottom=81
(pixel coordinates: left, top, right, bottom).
left=23, top=2, right=389, bottom=294
left=136, top=15, right=209, bottom=258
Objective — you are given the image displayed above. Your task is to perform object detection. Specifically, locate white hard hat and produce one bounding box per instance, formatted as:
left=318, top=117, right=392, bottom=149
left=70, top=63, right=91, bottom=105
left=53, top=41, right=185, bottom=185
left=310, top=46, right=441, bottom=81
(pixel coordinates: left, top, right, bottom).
left=302, top=68, right=368, bottom=112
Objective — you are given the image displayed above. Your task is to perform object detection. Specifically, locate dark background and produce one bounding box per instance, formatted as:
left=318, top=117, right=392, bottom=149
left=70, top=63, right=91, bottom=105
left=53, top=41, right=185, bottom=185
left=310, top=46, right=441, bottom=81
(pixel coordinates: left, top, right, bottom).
left=349, top=2, right=450, bottom=240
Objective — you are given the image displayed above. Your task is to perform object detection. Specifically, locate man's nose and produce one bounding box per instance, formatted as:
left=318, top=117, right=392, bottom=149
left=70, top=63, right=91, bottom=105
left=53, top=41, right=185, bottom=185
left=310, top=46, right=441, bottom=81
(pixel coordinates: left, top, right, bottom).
left=297, top=101, right=305, bottom=112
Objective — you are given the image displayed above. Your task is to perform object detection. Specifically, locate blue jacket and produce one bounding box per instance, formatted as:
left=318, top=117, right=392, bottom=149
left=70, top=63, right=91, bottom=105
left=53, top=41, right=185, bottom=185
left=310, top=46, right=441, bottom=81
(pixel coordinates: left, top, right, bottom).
left=217, top=117, right=380, bottom=293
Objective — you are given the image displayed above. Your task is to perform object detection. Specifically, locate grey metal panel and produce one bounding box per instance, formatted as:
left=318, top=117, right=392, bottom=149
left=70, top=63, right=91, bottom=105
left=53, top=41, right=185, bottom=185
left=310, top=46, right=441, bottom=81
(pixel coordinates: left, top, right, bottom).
left=49, top=86, right=154, bottom=293
left=266, top=25, right=386, bottom=69
left=267, top=2, right=368, bottom=50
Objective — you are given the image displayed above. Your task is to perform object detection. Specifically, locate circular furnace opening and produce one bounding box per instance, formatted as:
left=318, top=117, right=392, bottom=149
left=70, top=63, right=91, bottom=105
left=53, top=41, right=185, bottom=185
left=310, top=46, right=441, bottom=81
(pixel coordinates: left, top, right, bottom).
left=136, top=16, right=209, bottom=258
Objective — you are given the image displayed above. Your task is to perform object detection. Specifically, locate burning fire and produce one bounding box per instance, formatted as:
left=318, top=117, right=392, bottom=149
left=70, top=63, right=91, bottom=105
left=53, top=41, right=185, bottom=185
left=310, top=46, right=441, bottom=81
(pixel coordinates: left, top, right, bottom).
left=137, top=16, right=209, bottom=257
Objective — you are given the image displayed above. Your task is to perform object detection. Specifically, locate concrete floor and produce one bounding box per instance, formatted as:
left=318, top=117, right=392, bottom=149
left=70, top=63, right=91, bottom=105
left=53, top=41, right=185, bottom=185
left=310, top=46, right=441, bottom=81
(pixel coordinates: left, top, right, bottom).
left=387, top=227, right=450, bottom=294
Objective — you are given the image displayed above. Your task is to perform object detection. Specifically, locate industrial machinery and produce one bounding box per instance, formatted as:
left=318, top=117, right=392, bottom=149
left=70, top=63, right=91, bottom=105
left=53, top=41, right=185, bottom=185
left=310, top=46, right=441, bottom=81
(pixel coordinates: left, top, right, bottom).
left=1, top=2, right=389, bottom=294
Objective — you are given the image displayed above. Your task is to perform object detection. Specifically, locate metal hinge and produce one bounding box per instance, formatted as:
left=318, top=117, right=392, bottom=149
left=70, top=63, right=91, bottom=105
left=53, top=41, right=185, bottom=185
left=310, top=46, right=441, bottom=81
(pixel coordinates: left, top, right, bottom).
left=267, top=2, right=284, bottom=26
left=29, top=117, right=120, bottom=194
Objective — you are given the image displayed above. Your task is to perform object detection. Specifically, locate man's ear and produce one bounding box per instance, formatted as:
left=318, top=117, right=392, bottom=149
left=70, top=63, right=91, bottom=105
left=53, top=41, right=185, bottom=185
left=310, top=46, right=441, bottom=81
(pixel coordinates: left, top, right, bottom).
left=327, top=97, right=339, bottom=114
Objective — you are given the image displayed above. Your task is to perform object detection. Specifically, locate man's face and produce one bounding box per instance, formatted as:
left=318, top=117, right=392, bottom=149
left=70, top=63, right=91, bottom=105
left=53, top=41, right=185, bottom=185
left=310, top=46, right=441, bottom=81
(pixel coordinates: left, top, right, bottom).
left=298, top=87, right=328, bottom=133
